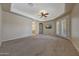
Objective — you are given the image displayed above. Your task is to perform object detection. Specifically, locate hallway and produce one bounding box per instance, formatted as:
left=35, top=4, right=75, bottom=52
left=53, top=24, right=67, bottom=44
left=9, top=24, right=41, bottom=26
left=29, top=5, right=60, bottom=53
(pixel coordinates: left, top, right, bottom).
left=0, top=35, right=79, bottom=56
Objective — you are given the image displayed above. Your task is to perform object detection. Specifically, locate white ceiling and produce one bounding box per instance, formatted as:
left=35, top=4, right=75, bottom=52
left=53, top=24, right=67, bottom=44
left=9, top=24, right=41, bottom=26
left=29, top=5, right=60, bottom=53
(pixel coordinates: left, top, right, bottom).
left=11, top=3, right=65, bottom=21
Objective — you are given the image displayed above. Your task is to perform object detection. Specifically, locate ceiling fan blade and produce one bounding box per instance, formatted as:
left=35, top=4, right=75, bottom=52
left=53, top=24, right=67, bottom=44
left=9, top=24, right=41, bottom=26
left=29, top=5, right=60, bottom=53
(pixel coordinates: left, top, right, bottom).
left=45, top=13, right=49, bottom=15
left=44, top=15, right=48, bottom=17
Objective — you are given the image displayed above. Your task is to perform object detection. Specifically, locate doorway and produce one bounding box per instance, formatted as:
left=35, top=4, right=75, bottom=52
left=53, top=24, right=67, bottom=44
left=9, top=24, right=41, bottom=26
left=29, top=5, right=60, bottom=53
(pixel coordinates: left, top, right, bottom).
left=39, top=23, right=43, bottom=34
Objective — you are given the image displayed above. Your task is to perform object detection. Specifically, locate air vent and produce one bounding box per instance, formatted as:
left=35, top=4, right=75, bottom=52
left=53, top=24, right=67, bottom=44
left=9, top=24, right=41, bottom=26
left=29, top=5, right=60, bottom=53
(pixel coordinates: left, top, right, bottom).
left=28, top=3, right=34, bottom=7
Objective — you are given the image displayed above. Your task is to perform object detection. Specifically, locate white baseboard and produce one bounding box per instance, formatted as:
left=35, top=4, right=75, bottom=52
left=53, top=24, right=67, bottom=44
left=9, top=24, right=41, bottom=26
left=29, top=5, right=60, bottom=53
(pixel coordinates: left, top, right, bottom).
left=2, top=35, right=32, bottom=42
left=70, top=37, right=79, bottom=52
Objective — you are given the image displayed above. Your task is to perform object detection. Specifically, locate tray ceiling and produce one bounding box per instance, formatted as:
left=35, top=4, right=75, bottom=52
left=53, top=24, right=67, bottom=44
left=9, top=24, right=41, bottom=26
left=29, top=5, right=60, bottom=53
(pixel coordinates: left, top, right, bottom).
left=11, top=3, right=65, bottom=21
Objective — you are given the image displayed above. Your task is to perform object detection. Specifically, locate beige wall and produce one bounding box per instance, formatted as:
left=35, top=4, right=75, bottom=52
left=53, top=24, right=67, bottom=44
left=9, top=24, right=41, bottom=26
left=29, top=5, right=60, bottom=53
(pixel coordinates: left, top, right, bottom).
left=65, top=3, right=74, bottom=13
left=42, top=20, right=55, bottom=36
left=71, top=4, right=79, bottom=52
left=36, top=21, right=39, bottom=35
left=0, top=4, right=2, bottom=45
left=2, top=11, right=32, bottom=42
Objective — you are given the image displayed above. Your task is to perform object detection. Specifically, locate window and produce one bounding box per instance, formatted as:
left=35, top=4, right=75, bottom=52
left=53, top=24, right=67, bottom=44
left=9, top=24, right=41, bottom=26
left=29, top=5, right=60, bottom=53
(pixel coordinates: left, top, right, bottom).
left=56, top=15, right=71, bottom=38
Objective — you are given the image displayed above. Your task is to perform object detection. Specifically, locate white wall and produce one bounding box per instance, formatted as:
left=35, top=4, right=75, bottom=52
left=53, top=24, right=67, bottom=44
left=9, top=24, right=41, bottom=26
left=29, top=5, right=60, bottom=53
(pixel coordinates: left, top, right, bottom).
left=0, top=4, right=2, bottom=45
left=71, top=4, right=79, bottom=52
left=2, top=11, right=32, bottom=42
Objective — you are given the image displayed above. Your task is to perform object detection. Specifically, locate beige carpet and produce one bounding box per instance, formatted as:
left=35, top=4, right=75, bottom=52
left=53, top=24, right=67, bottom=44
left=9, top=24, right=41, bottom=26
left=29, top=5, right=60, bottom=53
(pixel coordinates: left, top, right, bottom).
left=0, top=35, right=79, bottom=56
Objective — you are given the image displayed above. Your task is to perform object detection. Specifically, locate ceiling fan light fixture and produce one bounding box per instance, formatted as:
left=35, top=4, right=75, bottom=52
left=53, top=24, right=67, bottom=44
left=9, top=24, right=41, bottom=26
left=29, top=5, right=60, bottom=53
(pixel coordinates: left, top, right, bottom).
left=38, top=10, right=49, bottom=18
left=40, top=10, right=48, bottom=14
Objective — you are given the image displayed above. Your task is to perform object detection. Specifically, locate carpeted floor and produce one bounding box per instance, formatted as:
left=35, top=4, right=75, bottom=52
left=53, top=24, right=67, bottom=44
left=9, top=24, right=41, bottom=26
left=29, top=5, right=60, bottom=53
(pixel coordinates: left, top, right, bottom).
left=0, top=35, right=79, bottom=56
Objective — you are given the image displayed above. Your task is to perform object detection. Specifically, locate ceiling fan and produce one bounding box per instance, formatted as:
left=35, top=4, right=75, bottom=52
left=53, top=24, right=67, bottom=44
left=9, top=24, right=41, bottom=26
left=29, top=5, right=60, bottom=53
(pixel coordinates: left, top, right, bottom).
left=39, top=10, right=49, bottom=18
